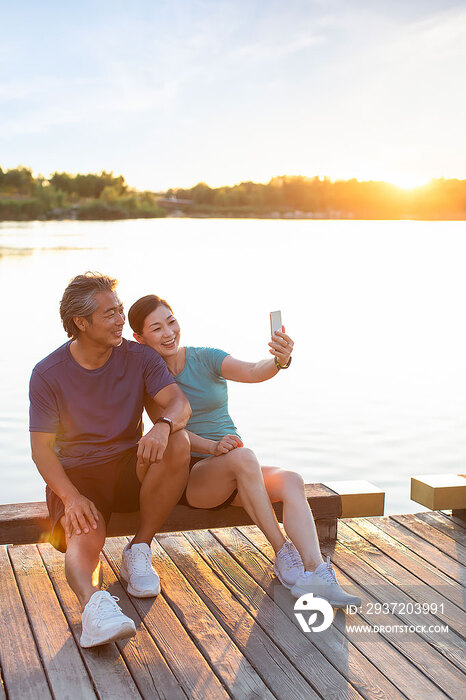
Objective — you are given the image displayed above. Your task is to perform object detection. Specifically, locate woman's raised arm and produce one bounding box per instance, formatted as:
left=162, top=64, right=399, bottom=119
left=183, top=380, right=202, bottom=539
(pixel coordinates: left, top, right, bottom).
left=221, top=328, right=294, bottom=383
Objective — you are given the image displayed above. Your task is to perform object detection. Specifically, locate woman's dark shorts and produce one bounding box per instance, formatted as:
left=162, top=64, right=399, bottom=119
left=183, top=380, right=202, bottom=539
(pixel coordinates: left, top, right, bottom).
left=46, top=447, right=141, bottom=553
left=178, top=456, right=238, bottom=510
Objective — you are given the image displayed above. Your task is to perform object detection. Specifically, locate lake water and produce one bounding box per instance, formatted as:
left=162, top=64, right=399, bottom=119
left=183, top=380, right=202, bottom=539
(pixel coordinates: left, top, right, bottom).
left=1, top=218, right=465, bottom=514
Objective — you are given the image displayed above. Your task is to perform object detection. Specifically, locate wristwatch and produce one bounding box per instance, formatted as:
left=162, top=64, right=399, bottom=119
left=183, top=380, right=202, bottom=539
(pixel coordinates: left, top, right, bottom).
left=274, top=356, right=292, bottom=370
left=156, top=416, right=174, bottom=433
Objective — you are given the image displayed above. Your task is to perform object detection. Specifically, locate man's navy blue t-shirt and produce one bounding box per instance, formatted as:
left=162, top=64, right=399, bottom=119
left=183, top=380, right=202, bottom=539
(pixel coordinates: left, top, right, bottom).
left=29, top=339, right=175, bottom=470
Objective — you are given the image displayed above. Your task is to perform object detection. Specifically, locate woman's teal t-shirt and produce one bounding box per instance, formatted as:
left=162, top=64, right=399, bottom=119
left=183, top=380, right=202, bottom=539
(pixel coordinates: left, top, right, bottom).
left=174, top=347, right=240, bottom=454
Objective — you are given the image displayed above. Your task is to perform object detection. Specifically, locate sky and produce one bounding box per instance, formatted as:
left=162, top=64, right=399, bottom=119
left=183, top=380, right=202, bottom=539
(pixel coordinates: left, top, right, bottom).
left=1, top=0, right=465, bottom=191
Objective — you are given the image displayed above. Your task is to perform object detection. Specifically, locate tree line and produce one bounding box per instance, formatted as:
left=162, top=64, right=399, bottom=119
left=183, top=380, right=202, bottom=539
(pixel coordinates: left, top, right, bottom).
left=0, top=167, right=165, bottom=220
left=168, top=176, right=466, bottom=220
left=1, top=166, right=465, bottom=220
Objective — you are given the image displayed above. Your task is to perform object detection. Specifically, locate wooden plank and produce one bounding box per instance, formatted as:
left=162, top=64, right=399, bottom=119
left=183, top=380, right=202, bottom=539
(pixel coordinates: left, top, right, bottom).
left=8, top=544, right=96, bottom=699
left=38, top=542, right=185, bottom=700
left=335, top=522, right=466, bottom=672
left=135, top=535, right=275, bottom=699
left=0, top=502, right=49, bottom=545
left=184, top=528, right=365, bottom=700
left=344, top=518, right=465, bottom=609
left=0, top=483, right=339, bottom=545
left=324, top=480, right=384, bottom=517
left=414, top=511, right=466, bottom=547
left=367, top=516, right=465, bottom=586
left=0, top=546, right=52, bottom=700
left=240, top=525, right=457, bottom=700
left=320, top=539, right=465, bottom=698
left=338, top=520, right=466, bottom=636
left=157, top=532, right=320, bottom=700
left=392, top=514, right=466, bottom=564
left=103, top=537, right=230, bottom=700
left=211, top=526, right=410, bottom=700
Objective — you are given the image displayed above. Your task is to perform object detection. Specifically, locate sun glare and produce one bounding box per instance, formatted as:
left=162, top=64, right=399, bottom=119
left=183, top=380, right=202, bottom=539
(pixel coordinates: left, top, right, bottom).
left=387, top=175, right=431, bottom=190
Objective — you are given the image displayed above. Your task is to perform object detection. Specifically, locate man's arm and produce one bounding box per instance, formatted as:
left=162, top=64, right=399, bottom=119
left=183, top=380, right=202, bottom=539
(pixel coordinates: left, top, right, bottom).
left=30, top=432, right=99, bottom=538
left=138, top=384, right=191, bottom=467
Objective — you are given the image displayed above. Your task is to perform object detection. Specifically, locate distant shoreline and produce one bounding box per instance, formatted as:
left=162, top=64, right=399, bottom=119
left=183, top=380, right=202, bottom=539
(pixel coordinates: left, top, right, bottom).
left=1, top=211, right=465, bottom=222
left=1, top=167, right=465, bottom=222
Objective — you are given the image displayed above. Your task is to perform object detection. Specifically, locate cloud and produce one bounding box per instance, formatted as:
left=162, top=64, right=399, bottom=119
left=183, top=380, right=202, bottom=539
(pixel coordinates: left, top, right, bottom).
left=233, top=32, right=326, bottom=61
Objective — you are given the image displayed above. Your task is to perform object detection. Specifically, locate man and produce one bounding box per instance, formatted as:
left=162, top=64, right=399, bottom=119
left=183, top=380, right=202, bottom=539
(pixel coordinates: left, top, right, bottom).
left=29, top=272, right=191, bottom=648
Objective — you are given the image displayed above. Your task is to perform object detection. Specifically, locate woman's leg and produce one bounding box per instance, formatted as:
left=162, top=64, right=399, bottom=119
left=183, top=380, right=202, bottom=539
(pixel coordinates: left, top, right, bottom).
left=258, top=467, right=324, bottom=571
left=186, top=448, right=286, bottom=553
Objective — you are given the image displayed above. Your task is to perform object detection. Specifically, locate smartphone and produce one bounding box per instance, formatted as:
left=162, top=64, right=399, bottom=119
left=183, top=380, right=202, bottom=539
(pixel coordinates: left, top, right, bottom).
left=270, top=310, right=282, bottom=337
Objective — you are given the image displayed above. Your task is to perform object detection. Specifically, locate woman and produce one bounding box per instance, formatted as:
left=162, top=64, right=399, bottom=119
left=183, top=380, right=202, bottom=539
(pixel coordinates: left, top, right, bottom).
left=128, top=295, right=360, bottom=607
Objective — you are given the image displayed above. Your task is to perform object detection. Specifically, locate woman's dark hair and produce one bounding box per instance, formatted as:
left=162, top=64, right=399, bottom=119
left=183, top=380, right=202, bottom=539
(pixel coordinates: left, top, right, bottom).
left=128, top=294, right=173, bottom=335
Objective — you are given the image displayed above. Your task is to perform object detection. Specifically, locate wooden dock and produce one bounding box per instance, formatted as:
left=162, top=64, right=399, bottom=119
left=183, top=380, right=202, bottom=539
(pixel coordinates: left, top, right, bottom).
left=1, top=511, right=465, bottom=699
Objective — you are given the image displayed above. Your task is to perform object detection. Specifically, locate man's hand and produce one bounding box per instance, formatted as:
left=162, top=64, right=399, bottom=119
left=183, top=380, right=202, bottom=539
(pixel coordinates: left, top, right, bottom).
left=138, top=422, right=170, bottom=467
left=214, top=434, right=243, bottom=456
left=63, top=493, right=99, bottom=538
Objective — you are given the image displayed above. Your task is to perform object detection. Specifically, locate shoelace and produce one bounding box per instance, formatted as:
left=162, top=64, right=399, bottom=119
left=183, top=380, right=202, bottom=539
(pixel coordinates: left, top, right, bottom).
left=280, top=542, right=303, bottom=567
left=92, top=594, right=122, bottom=626
left=316, top=556, right=337, bottom=583
left=129, top=547, right=152, bottom=574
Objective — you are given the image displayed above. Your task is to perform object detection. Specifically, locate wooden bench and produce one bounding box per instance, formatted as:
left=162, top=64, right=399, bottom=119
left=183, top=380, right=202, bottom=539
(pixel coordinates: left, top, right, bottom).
left=411, top=473, right=466, bottom=520
left=0, top=480, right=385, bottom=546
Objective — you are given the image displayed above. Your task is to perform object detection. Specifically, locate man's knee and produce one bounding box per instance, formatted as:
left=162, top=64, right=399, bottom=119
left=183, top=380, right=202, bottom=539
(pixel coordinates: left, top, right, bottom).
left=62, top=512, right=107, bottom=552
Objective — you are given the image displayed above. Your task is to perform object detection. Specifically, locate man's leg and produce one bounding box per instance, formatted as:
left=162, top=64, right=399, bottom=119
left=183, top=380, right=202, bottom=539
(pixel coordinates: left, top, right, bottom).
left=132, top=429, right=190, bottom=545
left=62, top=512, right=137, bottom=647
left=62, top=512, right=106, bottom=609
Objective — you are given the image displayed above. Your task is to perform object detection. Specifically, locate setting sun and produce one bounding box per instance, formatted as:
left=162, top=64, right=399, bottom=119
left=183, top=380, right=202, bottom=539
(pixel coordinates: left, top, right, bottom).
left=389, top=176, right=432, bottom=190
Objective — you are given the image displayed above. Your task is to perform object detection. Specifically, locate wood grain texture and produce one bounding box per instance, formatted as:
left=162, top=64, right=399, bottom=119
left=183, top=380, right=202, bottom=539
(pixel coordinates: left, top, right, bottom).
left=103, top=537, right=230, bottom=700
left=0, top=483, right=340, bottom=545
left=38, top=542, right=167, bottom=700
left=367, top=516, right=466, bottom=585
left=158, top=531, right=321, bottom=700
left=241, top=524, right=454, bottom=700
left=319, top=535, right=466, bottom=699
left=214, top=526, right=408, bottom=700
left=336, top=522, right=466, bottom=673
left=345, top=517, right=465, bottom=609
left=8, top=544, right=96, bottom=700
left=392, top=514, right=466, bottom=564
left=414, top=511, right=466, bottom=547
left=136, top=535, right=276, bottom=699
left=0, top=546, right=51, bottom=700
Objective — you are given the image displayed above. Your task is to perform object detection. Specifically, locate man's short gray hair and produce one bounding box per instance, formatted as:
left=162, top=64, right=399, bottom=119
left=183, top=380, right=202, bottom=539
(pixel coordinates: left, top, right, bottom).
left=60, top=272, right=118, bottom=338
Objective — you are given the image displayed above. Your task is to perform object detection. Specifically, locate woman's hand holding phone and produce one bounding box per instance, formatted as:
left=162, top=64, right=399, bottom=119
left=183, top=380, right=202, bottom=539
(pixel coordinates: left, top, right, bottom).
left=269, top=325, right=294, bottom=367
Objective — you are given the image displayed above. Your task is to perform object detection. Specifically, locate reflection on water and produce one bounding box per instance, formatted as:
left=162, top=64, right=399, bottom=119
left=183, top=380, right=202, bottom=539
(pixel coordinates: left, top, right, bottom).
left=0, top=246, right=97, bottom=258
left=1, top=218, right=465, bottom=513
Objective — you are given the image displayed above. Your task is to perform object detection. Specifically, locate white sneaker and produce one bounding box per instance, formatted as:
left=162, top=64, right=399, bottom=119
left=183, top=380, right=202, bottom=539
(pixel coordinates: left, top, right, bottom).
left=290, top=557, right=362, bottom=608
left=80, top=591, right=136, bottom=648
left=120, top=542, right=161, bottom=597
left=273, top=540, right=305, bottom=588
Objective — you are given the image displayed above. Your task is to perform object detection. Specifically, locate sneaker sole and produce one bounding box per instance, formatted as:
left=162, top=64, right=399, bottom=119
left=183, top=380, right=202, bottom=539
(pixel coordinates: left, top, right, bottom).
left=80, top=620, right=136, bottom=648
left=291, top=584, right=361, bottom=608
left=126, top=581, right=161, bottom=598
left=273, top=564, right=295, bottom=590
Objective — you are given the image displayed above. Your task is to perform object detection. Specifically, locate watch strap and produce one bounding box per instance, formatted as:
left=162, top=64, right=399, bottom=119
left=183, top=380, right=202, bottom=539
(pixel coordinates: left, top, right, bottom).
left=156, top=416, right=174, bottom=433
